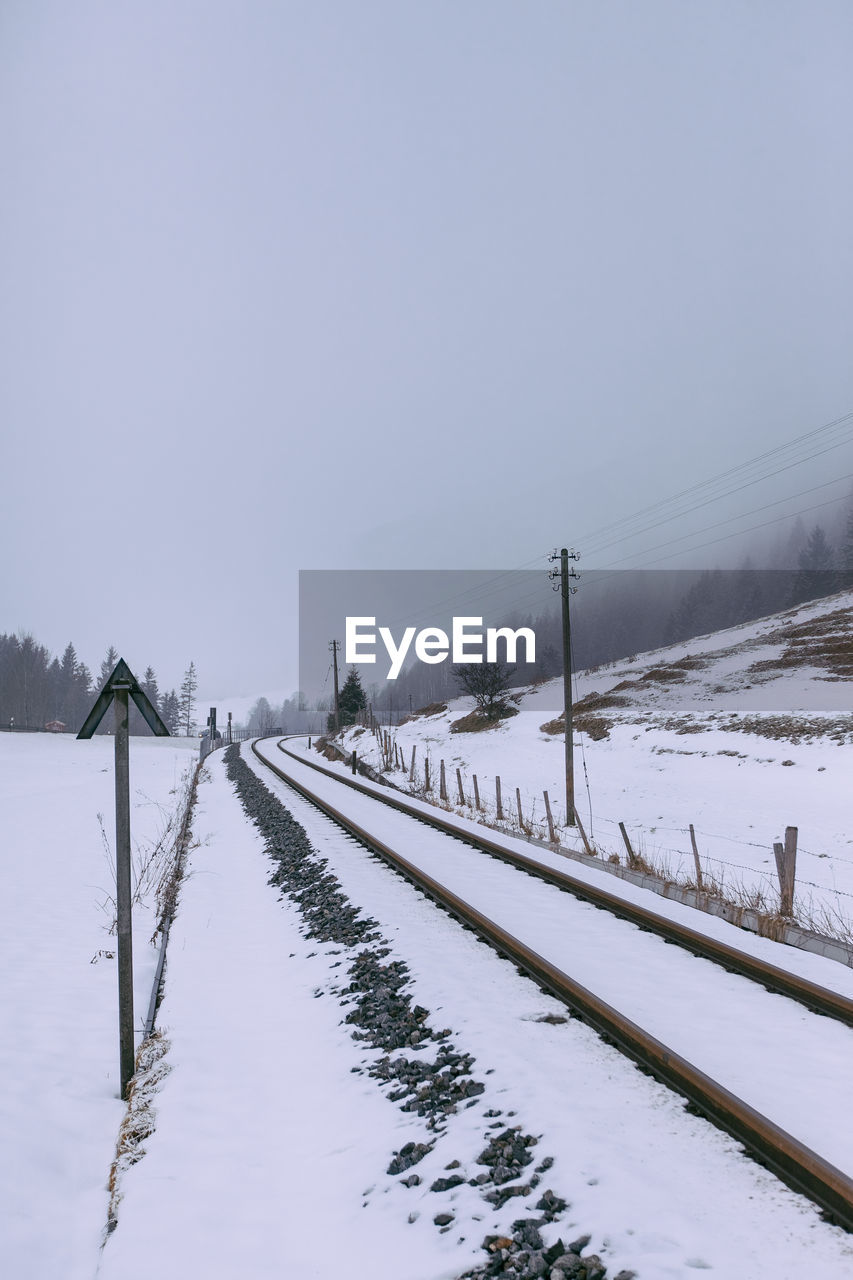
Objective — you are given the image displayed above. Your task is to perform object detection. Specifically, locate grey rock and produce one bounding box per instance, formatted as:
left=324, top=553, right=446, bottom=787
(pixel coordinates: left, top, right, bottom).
left=430, top=1175, right=465, bottom=1192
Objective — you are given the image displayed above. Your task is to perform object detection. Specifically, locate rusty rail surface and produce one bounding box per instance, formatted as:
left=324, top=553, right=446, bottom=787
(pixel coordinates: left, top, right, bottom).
left=251, top=738, right=853, bottom=1232
left=271, top=738, right=853, bottom=1028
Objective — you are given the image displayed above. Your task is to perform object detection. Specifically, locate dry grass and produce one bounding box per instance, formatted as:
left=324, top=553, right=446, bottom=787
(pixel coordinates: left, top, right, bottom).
left=450, top=706, right=518, bottom=734
left=95, top=762, right=201, bottom=939
left=105, top=1030, right=172, bottom=1236
left=749, top=607, right=853, bottom=679
left=399, top=702, right=448, bottom=723
left=640, top=665, right=688, bottom=683
left=539, top=711, right=615, bottom=740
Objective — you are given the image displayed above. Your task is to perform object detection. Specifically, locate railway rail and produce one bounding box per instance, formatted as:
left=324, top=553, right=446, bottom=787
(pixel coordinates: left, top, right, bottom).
left=273, top=737, right=853, bottom=1026
left=251, top=737, right=853, bottom=1233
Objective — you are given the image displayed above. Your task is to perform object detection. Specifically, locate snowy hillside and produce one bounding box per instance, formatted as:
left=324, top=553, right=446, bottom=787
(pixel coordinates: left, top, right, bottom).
left=333, top=589, right=853, bottom=938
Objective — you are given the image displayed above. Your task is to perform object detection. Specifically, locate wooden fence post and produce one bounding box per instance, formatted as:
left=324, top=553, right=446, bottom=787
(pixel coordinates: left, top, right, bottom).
left=409, top=744, right=416, bottom=783
left=619, top=821, right=639, bottom=867
left=773, top=825, right=797, bottom=916
left=495, top=775, right=503, bottom=820
left=473, top=774, right=481, bottom=811
left=689, top=823, right=703, bottom=890
left=573, top=808, right=595, bottom=857
left=456, top=767, right=465, bottom=805
left=543, top=790, right=556, bottom=843
left=439, top=759, right=448, bottom=802
left=516, top=787, right=524, bottom=830
left=424, top=757, right=430, bottom=791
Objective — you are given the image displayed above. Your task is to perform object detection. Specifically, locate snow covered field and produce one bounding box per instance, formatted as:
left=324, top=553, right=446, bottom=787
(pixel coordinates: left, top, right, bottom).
left=100, top=745, right=853, bottom=1278
left=0, top=732, right=198, bottom=1280
left=334, top=591, right=853, bottom=938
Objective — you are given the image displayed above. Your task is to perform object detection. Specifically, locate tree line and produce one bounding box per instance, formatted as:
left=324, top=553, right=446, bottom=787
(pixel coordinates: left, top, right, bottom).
left=0, top=637, right=200, bottom=736
left=321, top=501, right=853, bottom=719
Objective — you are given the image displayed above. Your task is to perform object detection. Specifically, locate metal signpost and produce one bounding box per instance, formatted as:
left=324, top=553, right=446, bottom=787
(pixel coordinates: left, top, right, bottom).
left=78, top=659, right=169, bottom=1099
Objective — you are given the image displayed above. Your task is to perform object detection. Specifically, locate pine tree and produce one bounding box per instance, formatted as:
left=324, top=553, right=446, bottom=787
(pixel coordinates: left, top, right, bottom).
left=789, top=524, right=837, bottom=606
left=140, top=666, right=160, bottom=710
left=98, top=645, right=119, bottom=691
left=839, top=503, right=853, bottom=590
left=338, top=667, right=367, bottom=726
left=160, top=689, right=181, bottom=734
left=179, top=662, right=198, bottom=736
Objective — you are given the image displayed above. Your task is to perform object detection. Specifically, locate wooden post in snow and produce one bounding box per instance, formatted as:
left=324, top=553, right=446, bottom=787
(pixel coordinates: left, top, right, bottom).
left=689, top=823, right=703, bottom=890
left=573, top=808, right=595, bottom=857
left=456, top=767, right=465, bottom=805
left=773, top=826, right=797, bottom=916
left=472, top=774, right=481, bottom=811
left=409, top=744, right=416, bottom=783
left=619, top=821, right=639, bottom=867
left=543, top=790, right=556, bottom=843
left=439, top=759, right=448, bottom=802
left=424, top=757, right=430, bottom=791
left=495, top=775, right=503, bottom=820
left=516, top=787, right=524, bottom=830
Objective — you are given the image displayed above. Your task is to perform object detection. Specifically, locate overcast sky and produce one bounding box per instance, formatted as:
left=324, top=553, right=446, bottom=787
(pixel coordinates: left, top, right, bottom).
left=2, top=1, right=852, bottom=701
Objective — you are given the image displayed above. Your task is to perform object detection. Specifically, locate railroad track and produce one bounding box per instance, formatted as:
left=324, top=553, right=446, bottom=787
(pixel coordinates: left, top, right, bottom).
left=273, top=737, right=853, bottom=1026
left=251, top=737, right=853, bottom=1232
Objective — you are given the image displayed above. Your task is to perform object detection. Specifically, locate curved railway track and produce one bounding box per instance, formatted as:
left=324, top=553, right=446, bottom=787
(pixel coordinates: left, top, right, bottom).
left=251, top=737, right=853, bottom=1232
left=274, top=738, right=853, bottom=1025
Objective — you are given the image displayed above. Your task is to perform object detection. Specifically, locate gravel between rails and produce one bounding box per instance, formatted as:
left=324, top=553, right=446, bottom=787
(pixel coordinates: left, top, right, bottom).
left=225, top=744, right=638, bottom=1280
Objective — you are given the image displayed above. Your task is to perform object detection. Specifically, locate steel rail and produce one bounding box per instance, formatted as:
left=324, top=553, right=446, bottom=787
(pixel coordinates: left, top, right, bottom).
left=251, top=739, right=853, bottom=1231
left=271, top=738, right=853, bottom=1029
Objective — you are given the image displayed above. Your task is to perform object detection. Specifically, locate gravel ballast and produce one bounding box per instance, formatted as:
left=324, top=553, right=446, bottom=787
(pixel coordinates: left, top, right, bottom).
left=225, top=744, right=636, bottom=1280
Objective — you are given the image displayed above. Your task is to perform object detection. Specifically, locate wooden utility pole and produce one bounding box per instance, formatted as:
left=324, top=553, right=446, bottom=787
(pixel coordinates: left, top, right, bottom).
left=550, top=547, right=580, bottom=826
left=329, top=639, right=341, bottom=733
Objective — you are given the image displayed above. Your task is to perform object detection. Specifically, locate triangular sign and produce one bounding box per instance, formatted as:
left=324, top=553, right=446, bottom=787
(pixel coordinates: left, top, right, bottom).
left=77, top=658, right=170, bottom=739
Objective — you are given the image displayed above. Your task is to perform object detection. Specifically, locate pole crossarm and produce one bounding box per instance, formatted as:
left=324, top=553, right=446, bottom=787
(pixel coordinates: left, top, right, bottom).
left=77, top=658, right=170, bottom=739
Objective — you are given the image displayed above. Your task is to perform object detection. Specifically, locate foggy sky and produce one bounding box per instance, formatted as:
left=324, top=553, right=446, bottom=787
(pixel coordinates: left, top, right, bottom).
left=2, top=1, right=852, bottom=701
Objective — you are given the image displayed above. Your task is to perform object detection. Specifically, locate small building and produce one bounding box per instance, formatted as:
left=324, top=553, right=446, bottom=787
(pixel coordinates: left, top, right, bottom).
left=44, top=720, right=66, bottom=733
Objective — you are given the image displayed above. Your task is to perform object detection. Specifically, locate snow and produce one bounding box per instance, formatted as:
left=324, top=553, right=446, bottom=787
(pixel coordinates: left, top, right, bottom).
left=96, top=743, right=853, bottom=1278
left=0, top=731, right=198, bottom=1280
left=332, top=590, right=853, bottom=936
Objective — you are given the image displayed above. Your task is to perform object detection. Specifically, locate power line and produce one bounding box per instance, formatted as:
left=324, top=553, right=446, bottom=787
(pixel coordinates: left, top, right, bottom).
left=575, top=409, right=853, bottom=552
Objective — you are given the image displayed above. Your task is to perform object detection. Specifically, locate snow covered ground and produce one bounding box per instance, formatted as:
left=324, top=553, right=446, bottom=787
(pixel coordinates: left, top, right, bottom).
left=100, top=744, right=853, bottom=1278
left=0, top=731, right=198, bottom=1280
left=334, top=590, right=853, bottom=938
left=5, top=720, right=853, bottom=1279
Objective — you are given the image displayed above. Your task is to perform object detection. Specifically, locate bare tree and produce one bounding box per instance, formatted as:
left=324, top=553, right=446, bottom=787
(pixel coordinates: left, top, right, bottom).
left=452, top=661, right=514, bottom=719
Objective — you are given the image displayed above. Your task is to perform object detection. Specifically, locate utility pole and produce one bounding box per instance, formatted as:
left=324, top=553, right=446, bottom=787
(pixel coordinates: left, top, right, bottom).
left=549, top=548, right=580, bottom=826
left=329, top=639, right=341, bottom=733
